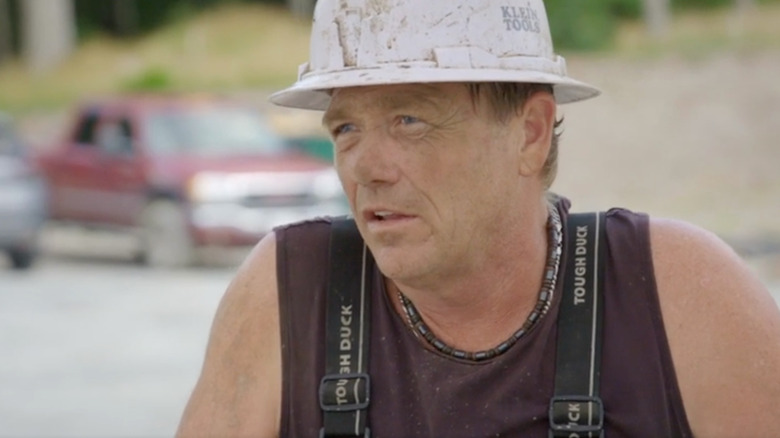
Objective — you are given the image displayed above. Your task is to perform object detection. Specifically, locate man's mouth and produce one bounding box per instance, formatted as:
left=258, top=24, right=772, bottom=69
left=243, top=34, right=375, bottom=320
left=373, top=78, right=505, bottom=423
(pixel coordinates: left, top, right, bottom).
left=374, top=211, right=395, bottom=220
left=364, top=210, right=413, bottom=223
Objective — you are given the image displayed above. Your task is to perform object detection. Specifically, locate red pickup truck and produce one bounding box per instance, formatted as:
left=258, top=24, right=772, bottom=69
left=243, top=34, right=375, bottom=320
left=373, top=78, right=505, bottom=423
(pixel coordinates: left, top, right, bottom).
left=37, top=95, right=347, bottom=268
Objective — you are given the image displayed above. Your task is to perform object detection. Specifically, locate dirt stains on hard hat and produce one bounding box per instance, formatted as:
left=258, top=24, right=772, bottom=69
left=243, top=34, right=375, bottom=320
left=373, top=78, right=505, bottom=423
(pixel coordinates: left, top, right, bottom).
left=336, top=11, right=361, bottom=67
left=366, top=0, right=393, bottom=14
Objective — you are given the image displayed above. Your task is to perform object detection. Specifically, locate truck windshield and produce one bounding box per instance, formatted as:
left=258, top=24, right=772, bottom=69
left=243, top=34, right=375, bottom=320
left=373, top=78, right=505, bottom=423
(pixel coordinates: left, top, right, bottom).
left=145, top=107, right=287, bottom=156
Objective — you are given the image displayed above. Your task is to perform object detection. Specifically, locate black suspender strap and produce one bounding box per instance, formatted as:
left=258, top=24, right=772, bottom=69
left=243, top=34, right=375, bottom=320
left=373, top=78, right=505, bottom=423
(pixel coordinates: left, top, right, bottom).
left=321, top=218, right=373, bottom=438
left=550, top=212, right=607, bottom=438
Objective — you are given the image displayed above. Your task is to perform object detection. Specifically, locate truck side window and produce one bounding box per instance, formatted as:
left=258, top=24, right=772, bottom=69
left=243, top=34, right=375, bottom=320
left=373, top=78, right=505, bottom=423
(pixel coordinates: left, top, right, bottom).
left=75, top=112, right=99, bottom=147
left=97, top=118, right=134, bottom=156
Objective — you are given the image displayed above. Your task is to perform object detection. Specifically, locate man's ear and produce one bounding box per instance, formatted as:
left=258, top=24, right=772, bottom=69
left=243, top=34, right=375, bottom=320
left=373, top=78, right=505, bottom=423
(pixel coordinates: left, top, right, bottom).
left=517, top=92, right=556, bottom=178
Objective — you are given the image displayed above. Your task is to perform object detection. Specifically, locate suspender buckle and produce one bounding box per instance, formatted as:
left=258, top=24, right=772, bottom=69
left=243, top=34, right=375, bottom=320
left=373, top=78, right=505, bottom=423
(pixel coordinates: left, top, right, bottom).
left=548, top=395, right=604, bottom=437
left=319, top=372, right=371, bottom=412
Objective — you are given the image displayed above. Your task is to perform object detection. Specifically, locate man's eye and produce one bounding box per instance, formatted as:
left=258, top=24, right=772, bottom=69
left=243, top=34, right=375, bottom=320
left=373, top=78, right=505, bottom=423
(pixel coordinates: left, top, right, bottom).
left=399, top=115, right=420, bottom=125
left=333, top=123, right=356, bottom=136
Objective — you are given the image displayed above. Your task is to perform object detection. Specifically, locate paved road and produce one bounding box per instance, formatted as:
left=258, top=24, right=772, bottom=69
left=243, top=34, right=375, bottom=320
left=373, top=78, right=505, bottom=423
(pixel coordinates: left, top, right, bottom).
left=0, top=247, right=778, bottom=437
left=0, top=254, right=236, bottom=437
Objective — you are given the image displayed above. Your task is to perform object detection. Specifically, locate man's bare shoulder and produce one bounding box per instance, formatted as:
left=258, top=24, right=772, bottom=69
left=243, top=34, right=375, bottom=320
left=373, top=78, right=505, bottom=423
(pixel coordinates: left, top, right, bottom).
left=649, top=218, right=780, bottom=437
left=176, top=233, right=281, bottom=438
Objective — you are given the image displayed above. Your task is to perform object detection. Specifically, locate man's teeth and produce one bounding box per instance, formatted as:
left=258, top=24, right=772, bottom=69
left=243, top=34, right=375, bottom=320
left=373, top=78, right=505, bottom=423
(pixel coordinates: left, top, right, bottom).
left=375, top=211, right=393, bottom=219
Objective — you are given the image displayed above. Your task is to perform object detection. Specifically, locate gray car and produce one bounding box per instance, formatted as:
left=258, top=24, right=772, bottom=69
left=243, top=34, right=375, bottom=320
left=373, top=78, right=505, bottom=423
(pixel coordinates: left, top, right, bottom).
left=0, top=114, right=47, bottom=269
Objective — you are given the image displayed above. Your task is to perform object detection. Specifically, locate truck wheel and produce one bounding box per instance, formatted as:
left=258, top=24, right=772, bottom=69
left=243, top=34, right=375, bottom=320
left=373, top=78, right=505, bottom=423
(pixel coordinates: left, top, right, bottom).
left=7, top=248, right=35, bottom=270
left=139, top=200, right=196, bottom=269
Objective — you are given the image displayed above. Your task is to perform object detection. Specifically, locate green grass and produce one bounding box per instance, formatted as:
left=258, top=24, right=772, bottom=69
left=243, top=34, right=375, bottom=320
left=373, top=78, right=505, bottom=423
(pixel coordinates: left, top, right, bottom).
left=1, top=2, right=779, bottom=114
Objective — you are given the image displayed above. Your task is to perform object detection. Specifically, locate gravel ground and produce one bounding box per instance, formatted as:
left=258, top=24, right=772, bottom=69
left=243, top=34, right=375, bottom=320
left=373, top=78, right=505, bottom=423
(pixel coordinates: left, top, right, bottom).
left=555, top=50, right=780, bottom=241
left=555, top=50, right=780, bottom=287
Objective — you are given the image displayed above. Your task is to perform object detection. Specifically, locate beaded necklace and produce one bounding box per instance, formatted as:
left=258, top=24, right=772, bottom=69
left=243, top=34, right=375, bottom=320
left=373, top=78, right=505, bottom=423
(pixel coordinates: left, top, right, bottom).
left=397, top=204, right=563, bottom=362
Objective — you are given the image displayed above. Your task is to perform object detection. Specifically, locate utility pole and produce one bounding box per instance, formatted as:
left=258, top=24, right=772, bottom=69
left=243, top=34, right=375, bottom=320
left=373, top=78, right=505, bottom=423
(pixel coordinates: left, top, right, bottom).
left=731, top=0, right=756, bottom=37
left=643, top=0, right=670, bottom=39
left=287, top=0, right=316, bottom=19
left=736, top=0, right=755, bottom=11
left=113, top=0, right=139, bottom=37
left=0, top=0, right=11, bottom=66
left=21, top=0, right=76, bottom=73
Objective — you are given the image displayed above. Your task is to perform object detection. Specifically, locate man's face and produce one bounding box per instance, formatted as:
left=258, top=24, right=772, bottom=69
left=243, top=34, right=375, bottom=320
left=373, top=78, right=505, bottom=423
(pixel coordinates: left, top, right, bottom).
left=324, top=83, right=529, bottom=288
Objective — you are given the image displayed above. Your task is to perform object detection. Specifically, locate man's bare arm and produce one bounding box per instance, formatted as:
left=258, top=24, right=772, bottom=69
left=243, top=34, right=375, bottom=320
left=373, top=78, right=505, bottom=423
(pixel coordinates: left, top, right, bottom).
left=176, top=233, right=281, bottom=438
left=652, top=218, right=780, bottom=437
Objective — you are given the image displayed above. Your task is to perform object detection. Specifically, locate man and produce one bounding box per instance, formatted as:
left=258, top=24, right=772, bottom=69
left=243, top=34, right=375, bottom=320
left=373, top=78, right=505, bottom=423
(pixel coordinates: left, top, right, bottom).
left=176, top=0, right=780, bottom=436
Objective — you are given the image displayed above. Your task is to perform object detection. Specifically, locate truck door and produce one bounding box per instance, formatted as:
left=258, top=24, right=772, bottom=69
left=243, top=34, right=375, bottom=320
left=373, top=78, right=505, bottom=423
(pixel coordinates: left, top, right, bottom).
left=46, top=109, right=103, bottom=222
left=89, top=114, right=147, bottom=226
left=47, top=109, right=146, bottom=226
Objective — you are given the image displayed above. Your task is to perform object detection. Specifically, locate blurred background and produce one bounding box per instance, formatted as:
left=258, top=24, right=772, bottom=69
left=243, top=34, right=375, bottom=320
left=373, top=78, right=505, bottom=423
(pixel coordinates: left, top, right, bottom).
left=0, top=0, right=778, bottom=436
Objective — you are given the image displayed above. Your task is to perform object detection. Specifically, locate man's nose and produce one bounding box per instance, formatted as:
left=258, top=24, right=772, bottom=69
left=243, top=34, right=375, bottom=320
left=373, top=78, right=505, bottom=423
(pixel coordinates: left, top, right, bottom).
left=349, top=129, right=400, bottom=186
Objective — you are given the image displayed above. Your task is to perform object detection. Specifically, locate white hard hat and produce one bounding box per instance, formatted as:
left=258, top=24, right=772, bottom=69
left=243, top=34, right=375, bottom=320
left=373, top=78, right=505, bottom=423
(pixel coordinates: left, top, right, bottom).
left=269, top=0, right=601, bottom=110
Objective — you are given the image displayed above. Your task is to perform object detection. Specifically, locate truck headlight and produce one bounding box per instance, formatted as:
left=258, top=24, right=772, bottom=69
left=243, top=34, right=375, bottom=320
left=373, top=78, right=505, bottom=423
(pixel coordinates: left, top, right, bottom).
left=188, top=172, right=238, bottom=202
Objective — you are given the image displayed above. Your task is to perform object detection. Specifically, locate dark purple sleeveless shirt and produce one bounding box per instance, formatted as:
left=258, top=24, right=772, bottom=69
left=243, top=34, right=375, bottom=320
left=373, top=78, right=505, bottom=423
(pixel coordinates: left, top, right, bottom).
left=275, top=203, right=693, bottom=437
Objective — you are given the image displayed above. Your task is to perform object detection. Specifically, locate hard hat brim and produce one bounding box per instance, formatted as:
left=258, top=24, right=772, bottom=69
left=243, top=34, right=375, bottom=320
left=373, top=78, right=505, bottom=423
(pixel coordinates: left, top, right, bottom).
left=269, top=67, right=601, bottom=111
